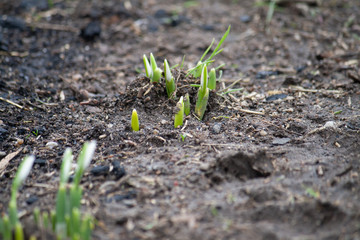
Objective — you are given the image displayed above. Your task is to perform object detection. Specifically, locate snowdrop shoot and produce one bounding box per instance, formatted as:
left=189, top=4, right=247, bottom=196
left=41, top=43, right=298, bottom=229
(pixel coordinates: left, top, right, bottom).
left=164, top=59, right=176, bottom=98
left=131, top=109, right=140, bottom=132
left=174, top=96, right=185, bottom=128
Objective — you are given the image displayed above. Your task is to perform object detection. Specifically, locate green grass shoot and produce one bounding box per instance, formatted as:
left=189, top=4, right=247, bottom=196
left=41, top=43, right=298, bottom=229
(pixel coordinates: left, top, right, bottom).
left=10, top=155, right=35, bottom=226
left=187, top=25, right=230, bottom=78
left=184, top=93, right=190, bottom=116
left=195, top=66, right=210, bottom=120
left=174, top=96, right=184, bottom=128
left=143, top=54, right=152, bottom=78
left=131, top=109, right=140, bottom=131
left=208, top=68, right=216, bottom=90
left=0, top=155, right=34, bottom=240
left=164, top=59, right=176, bottom=98
left=56, top=148, right=73, bottom=237
left=150, top=53, right=162, bottom=83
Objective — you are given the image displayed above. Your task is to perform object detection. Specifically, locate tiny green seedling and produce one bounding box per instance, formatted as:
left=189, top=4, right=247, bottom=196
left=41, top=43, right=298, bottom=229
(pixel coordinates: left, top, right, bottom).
left=143, top=53, right=162, bottom=83
left=183, top=93, right=190, bottom=116
left=174, top=96, right=184, bottom=128
left=0, top=155, right=35, bottom=240
left=164, top=59, right=176, bottom=98
left=143, top=54, right=152, bottom=78
left=10, top=155, right=35, bottom=227
left=180, top=133, right=187, bottom=142
left=208, top=68, right=216, bottom=90
left=59, top=141, right=96, bottom=240
left=150, top=53, right=162, bottom=83
left=131, top=109, right=140, bottom=131
left=195, top=66, right=210, bottom=120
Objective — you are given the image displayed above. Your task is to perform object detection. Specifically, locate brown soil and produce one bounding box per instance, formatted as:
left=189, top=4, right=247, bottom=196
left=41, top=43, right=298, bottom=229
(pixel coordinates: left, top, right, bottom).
left=1, top=0, right=360, bottom=239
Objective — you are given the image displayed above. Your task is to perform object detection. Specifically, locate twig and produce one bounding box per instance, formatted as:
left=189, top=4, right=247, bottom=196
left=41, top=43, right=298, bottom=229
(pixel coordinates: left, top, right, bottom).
left=217, top=78, right=243, bottom=93
left=0, top=51, right=29, bottom=57
left=236, top=108, right=265, bottom=115
left=26, top=21, right=78, bottom=32
left=0, top=96, right=24, bottom=109
left=290, top=85, right=342, bottom=94
left=181, top=120, right=188, bottom=131
left=0, top=148, right=23, bottom=175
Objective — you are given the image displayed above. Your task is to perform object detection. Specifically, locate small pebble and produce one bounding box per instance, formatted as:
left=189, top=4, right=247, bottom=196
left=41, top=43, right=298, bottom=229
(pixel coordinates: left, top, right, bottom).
left=212, top=123, right=222, bottom=134
left=199, top=163, right=210, bottom=171
left=99, top=134, right=107, bottom=139
left=16, top=138, right=24, bottom=146
left=91, top=165, right=110, bottom=176
left=284, top=108, right=294, bottom=113
left=80, top=21, right=101, bottom=41
left=0, top=151, right=6, bottom=157
left=46, top=141, right=59, bottom=149
left=160, top=119, right=168, bottom=125
left=112, top=161, right=126, bottom=180
left=240, top=15, right=252, bottom=23
left=26, top=195, right=38, bottom=205
left=324, top=121, right=337, bottom=129
left=272, top=138, right=291, bottom=145
left=259, top=130, right=268, bottom=136
left=34, top=158, right=47, bottom=166
left=266, top=93, right=287, bottom=102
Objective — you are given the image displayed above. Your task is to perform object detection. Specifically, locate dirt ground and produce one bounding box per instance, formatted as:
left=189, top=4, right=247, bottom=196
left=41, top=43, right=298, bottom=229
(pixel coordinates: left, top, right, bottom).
left=1, top=0, right=360, bottom=239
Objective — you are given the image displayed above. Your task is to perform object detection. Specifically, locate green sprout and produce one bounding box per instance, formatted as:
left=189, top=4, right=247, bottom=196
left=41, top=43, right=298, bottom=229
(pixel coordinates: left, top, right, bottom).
left=184, top=93, right=190, bottom=116
left=1, top=143, right=96, bottom=240
left=150, top=53, right=162, bottom=83
left=266, top=0, right=277, bottom=26
left=131, top=109, right=140, bottom=131
left=195, top=66, right=210, bottom=120
left=187, top=25, right=230, bottom=78
left=62, top=141, right=96, bottom=239
left=180, top=133, right=187, bottom=142
left=208, top=68, right=216, bottom=90
left=143, top=53, right=162, bottom=83
left=0, top=155, right=35, bottom=240
left=10, top=155, right=35, bottom=226
left=164, top=59, right=176, bottom=98
left=174, top=96, right=184, bottom=128
left=55, top=148, right=73, bottom=237
left=143, top=54, right=152, bottom=78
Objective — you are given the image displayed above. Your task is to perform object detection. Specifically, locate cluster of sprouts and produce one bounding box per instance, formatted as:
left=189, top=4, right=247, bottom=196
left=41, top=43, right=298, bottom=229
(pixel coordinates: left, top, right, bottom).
left=0, top=142, right=96, bottom=240
left=132, top=26, right=231, bottom=131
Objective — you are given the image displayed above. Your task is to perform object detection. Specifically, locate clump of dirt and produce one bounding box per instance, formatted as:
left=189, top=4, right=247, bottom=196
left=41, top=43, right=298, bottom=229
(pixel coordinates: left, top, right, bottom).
left=206, top=151, right=273, bottom=183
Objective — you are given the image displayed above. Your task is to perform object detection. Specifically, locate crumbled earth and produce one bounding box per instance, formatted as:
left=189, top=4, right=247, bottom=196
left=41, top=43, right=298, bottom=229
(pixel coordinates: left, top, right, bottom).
left=1, top=0, right=360, bottom=239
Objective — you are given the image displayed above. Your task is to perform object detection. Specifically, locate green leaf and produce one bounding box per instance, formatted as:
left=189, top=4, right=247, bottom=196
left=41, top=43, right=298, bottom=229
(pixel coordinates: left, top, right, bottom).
left=152, top=68, right=162, bottom=83
left=187, top=25, right=230, bottom=78
left=12, top=155, right=35, bottom=197
left=174, top=96, right=184, bottom=128
left=164, top=59, right=176, bottom=98
left=199, top=65, right=208, bottom=97
left=143, top=54, right=152, bottom=78
left=55, top=185, right=67, bottom=237
left=14, top=222, right=24, bottom=240
left=2, top=215, right=11, bottom=240
left=195, top=87, right=209, bottom=120
left=73, top=141, right=96, bottom=187
left=131, top=109, right=140, bottom=131
left=60, top=148, right=73, bottom=185
left=210, top=25, right=231, bottom=60
left=184, top=93, right=190, bottom=116
left=208, top=68, right=216, bottom=90
left=150, top=53, right=157, bottom=73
